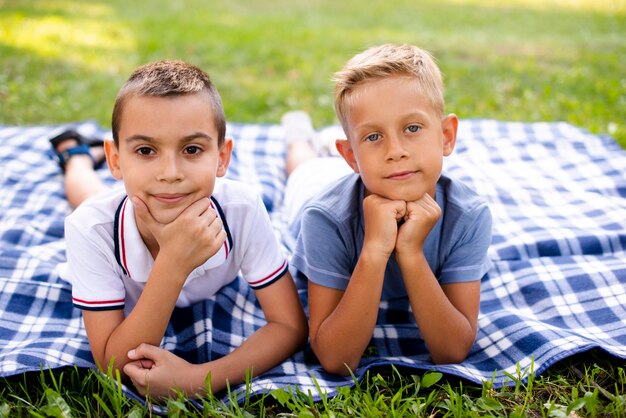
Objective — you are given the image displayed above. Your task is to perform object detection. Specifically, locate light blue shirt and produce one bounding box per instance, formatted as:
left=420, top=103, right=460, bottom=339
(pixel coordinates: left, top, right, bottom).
left=289, top=172, right=492, bottom=299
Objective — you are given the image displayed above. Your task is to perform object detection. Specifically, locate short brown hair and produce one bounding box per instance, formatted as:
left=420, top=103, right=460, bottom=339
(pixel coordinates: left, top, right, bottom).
left=333, top=44, right=445, bottom=133
left=111, top=60, right=226, bottom=146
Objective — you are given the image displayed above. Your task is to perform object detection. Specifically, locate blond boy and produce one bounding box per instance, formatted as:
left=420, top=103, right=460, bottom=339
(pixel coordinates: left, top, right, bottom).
left=288, top=44, right=492, bottom=374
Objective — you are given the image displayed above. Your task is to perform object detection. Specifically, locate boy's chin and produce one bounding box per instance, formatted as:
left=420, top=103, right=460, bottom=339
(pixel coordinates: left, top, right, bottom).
left=149, top=209, right=184, bottom=225
left=370, top=188, right=428, bottom=203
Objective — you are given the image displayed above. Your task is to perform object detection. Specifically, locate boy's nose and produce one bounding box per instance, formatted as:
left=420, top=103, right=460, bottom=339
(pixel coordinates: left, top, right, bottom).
left=156, top=154, right=183, bottom=182
left=385, top=134, right=408, bottom=161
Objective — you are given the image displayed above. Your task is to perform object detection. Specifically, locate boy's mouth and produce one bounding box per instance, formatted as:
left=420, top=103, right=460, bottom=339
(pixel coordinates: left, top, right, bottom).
left=385, top=170, right=417, bottom=180
left=152, top=193, right=187, bottom=204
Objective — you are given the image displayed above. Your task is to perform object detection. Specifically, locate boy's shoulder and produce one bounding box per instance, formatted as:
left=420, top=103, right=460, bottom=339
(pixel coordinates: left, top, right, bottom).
left=303, top=173, right=361, bottom=222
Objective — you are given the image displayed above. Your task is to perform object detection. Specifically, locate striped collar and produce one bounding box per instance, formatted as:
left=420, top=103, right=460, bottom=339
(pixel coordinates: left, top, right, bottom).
left=113, top=195, right=233, bottom=282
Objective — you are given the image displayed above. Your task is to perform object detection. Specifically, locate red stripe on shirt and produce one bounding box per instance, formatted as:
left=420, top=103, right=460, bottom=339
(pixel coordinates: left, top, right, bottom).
left=72, top=297, right=125, bottom=305
left=248, top=259, right=287, bottom=286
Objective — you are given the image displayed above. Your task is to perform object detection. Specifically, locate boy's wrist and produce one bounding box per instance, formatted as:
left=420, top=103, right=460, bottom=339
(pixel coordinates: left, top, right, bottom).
left=396, top=251, right=430, bottom=276
left=395, top=248, right=426, bottom=266
left=183, top=364, right=211, bottom=398
left=359, top=244, right=393, bottom=266
left=152, top=254, right=193, bottom=286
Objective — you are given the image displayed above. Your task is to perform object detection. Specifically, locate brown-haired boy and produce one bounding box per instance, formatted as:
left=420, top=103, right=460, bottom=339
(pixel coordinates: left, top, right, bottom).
left=55, top=60, right=307, bottom=398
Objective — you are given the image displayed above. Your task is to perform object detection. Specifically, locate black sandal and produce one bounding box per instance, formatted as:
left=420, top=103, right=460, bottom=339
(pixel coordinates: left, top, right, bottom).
left=49, top=129, right=105, bottom=172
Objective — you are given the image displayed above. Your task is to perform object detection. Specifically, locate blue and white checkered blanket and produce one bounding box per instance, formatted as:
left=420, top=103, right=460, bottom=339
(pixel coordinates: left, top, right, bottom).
left=1, top=120, right=625, bottom=402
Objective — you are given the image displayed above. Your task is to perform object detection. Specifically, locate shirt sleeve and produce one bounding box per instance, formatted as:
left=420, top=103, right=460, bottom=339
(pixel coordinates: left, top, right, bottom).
left=290, top=206, right=353, bottom=291
left=239, top=193, right=289, bottom=289
left=65, top=214, right=126, bottom=311
left=439, top=203, right=493, bottom=284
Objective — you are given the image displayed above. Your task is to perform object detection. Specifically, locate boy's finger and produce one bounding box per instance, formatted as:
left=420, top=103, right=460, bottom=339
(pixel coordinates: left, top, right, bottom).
left=417, top=194, right=439, bottom=212
left=386, top=200, right=406, bottom=221
left=139, top=358, right=155, bottom=369
left=206, top=213, right=223, bottom=231
left=123, top=362, right=145, bottom=383
left=124, top=365, right=149, bottom=395
left=126, top=350, right=156, bottom=369
left=129, top=343, right=163, bottom=362
left=182, top=197, right=212, bottom=218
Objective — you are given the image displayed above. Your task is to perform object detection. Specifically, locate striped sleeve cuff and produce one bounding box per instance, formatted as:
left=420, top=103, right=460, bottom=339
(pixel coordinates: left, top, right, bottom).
left=72, top=297, right=125, bottom=311
left=247, top=259, right=288, bottom=290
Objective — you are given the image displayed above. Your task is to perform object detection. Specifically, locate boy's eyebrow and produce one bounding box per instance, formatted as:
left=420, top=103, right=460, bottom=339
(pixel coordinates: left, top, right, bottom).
left=354, top=110, right=433, bottom=130
left=123, top=132, right=215, bottom=144
left=124, top=134, right=155, bottom=144
left=181, top=132, right=215, bottom=142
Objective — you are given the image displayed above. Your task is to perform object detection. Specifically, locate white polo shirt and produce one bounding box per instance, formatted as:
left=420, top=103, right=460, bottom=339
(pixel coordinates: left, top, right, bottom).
left=65, top=179, right=287, bottom=316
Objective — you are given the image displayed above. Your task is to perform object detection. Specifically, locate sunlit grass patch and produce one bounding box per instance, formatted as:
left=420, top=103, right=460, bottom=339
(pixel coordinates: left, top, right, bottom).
left=1, top=2, right=134, bottom=73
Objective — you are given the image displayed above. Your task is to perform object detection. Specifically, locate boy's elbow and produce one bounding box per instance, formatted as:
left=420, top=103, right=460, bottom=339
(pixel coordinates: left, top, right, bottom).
left=318, top=356, right=356, bottom=376
left=430, top=342, right=473, bottom=365
left=431, top=351, right=467, bottom=365
left=312, top=344, right=358, bottom=376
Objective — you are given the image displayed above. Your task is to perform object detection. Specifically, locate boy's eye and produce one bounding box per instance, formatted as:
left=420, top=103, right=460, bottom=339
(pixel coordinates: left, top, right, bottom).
left=184, top=145, right=202, bottom=155
left=137, top=146, right=154, bottom=156
left=406, top=124, right=421, bottom=133
left=365, top=133, right=380, bottom=142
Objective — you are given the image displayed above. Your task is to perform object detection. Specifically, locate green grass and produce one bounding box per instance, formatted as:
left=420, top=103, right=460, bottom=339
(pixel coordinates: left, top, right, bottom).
left=1, top=0, right=625, bottom=415
left=0, top=0, right=624, bottom=147
left=1, top=350, right=625, bottom=417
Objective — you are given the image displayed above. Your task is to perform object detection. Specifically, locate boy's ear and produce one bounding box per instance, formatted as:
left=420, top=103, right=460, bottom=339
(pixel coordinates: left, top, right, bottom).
left=104, top=140, right=123, bottom=180
left=335, top=139, right=360, bottom=173
left=442, top=113, right=458, bottom=156
left=217, top=138, right=233, bottom=177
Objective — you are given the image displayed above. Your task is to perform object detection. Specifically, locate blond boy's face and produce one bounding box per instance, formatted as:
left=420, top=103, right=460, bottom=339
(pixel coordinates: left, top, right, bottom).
left=336, top=76, right=457, bottom=202
left=105, top=93, right=231, bottom=225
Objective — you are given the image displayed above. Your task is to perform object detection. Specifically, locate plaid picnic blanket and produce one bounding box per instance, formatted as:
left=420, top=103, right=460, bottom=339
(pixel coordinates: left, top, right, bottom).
left=1, top=120, right=625, bottom=403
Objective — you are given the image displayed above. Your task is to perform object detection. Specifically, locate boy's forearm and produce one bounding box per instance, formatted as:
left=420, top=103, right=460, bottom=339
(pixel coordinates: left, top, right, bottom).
left=396, top=252, right=476, bottom=363
left=311, top=249, right=387, bottom=375
left=102, top=255, right=188, bottom=372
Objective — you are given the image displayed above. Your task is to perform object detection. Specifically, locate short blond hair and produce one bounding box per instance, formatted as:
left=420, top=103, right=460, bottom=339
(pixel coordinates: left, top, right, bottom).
left=111, top=60, right=226, bottom=147
left=333, top=44, right=445, bottom=132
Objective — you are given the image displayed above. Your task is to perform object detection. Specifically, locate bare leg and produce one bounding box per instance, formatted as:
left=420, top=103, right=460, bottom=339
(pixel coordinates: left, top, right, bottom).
left=56, top=140, right=108, bottom=209
left=286, top=141, right=318, bottom=176
left=282, top=111, right=319, bottom=176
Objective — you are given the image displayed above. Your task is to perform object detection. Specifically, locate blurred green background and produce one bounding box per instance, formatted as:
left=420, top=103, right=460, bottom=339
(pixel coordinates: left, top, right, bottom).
left=1, top=0, right=624, bottom=147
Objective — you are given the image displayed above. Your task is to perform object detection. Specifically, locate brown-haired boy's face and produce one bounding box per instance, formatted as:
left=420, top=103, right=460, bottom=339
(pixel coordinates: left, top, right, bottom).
left=336, top=76, right=456, bottom=202
left=105, top=93, right=231, bottom=226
